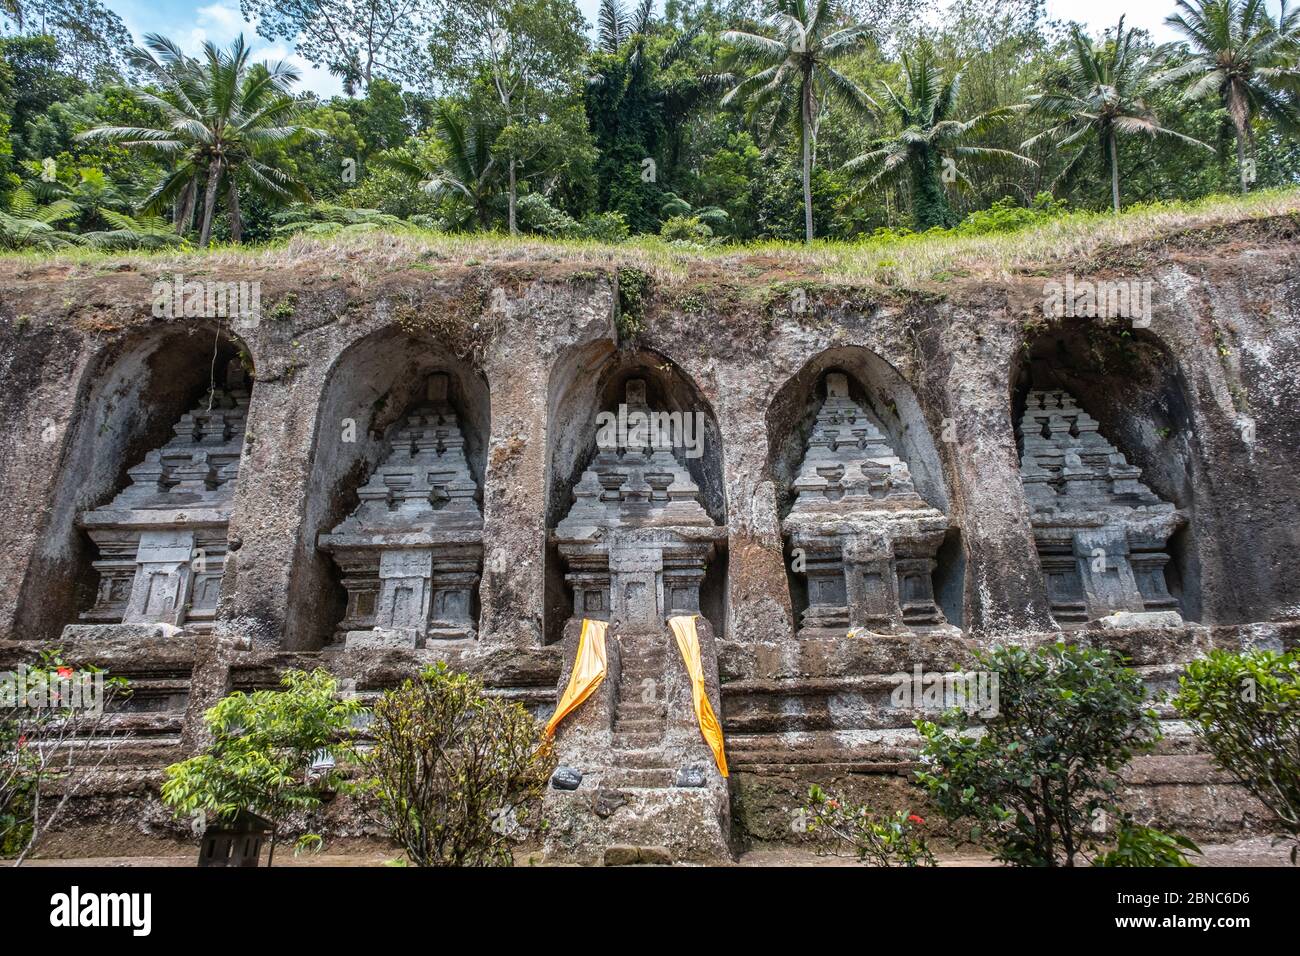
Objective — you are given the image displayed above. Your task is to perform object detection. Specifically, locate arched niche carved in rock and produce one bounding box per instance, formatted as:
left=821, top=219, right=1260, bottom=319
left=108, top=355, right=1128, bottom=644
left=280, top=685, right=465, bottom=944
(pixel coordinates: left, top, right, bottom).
left=544, top=342, right=727, bottom=645
left=291, top=328, right=489, bottom=650
left=766, top=347, right=963, bottom=635
left=1010, top=321, right=1200, bottom=625
left=18, top=324, right=255, bottom=641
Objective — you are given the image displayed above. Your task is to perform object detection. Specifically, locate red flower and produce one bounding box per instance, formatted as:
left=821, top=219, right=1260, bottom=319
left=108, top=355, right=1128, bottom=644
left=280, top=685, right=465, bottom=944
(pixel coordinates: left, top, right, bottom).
left=16, top=735, right=26, bottom=748
left=56, top=667, right=73, bottom=679
left=908, top=814, right=925, bottom=826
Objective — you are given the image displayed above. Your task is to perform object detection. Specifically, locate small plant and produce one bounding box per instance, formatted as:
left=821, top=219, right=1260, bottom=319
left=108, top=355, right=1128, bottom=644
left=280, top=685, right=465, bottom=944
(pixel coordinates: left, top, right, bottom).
left=1, top=650, right=130, bottom=864
left=616, top=266, right=652, bottom=339
left=916, top=642, right=1161, bottom=866
left=161, top=668, right=361, bottom=865
left=269, top=293, right=298, bottom=321
left=359, top=663, right=555, bottom=867
left=803, top=785, right=935, bottom=866
left=1093, top=817, right=1201, bottom=867
left=1172, top=649, right=1300, bottom=862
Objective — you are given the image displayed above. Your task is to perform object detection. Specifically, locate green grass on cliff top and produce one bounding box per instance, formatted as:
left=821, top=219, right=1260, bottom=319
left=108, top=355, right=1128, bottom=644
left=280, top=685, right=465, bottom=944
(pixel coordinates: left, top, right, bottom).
left=5, top=186, right=1299, bottom=288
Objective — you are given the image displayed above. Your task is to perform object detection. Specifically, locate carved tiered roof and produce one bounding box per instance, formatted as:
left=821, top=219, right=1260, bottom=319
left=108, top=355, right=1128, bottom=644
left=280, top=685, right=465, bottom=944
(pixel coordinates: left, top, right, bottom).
left=327, top=374, right=481, bottom=538
left=783, top=373, right=942, bottom=531
left=88, top=364, right=250, bottom=520
left=555, top=380, right=715, bottom=539
left=1017, top=389, right=1174, bottom=517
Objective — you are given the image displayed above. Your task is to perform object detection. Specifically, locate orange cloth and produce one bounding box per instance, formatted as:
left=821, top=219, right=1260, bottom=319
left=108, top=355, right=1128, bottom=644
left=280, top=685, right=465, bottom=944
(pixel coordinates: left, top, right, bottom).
left=668, top=614, right=729, bottom=777
left=544, top=618, right=609, bottom=737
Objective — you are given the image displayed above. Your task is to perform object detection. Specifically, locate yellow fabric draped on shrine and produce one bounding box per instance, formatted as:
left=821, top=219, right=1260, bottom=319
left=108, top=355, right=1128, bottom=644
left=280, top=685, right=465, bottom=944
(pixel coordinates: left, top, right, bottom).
left=544, top=618, right=609, bottom=738
left=668, top=614, right=729, bottom=778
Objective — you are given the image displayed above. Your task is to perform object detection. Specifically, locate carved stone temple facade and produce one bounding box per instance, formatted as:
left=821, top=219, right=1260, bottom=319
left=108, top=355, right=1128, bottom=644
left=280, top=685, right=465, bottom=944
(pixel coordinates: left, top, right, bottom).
left=782, top=372, right=956, bottom=639
left=544, top=379, right=731, bottom=862
left=76, top=361, right=251, bottom=632
left=1018, top=389, right=1186, bottom=626
left=319, top=373, right=483, bottom=648
left=5, top=219, right=1299, bottom=863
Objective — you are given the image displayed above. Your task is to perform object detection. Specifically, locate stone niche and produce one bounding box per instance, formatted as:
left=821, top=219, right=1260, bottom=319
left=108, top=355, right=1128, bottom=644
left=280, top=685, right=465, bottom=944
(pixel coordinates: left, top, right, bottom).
left=1018, top=388, right=1186, bottom=626
left=552, top=379, right=726, bottom=626
left=781, top=372, right=957, bottom=638
left=318, top=373, right=482, bottom=648
left=74, top=360, right=251, bottom=633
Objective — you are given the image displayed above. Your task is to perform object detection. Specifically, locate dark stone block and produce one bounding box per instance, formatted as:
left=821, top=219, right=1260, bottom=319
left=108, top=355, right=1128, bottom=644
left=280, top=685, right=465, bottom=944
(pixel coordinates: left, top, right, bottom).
left=551, top=766, right=583, bottom=790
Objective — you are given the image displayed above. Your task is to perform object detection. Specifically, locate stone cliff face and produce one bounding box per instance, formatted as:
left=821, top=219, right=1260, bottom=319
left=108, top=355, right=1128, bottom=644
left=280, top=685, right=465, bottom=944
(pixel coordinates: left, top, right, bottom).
left=0, top=212, right=1297, bottom=858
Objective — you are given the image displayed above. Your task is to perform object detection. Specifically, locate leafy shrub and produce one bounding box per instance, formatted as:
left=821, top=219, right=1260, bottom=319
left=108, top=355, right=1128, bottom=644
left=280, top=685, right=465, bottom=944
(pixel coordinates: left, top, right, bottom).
left=916, top=642, right=1161, bottom=866
left=803, top=784, right=935, bottom=866
left=516, top=192, right=579, bottom=237
left=1093, top=818, right=1201, bottom=867
left=162, top=668, right=361, bottom=864
left=271, top=202, right=407, bottom=238
left=659, top=214, right=714, bottom=243
left=575, top=210, right=629, bottom=243
left=2, top=650, right=130, bottom=862
left=953, top=193, right=1069, bottom=236
left=360, top=663, right=554, bottom=867
left=1172, top=649, right=1300, bottom=861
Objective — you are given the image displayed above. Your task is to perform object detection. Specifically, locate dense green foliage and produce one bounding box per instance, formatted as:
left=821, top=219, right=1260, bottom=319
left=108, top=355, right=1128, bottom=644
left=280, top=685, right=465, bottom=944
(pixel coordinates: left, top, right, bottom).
left=1, top=0, right=1298, bottom=250
left=1091, top=817, right=1202, bottom=866
left=359, top=662, right=554, bottom=867
left=915, top=642, right=1161, bottom=867
left=161, top=668, right=362, bottom=864
left=1172, top=648, right=1300, bottom=860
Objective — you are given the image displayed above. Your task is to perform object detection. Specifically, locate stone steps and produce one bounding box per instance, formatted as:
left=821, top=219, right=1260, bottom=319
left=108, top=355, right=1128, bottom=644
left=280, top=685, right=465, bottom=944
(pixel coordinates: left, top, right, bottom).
left=611, top=716, right=662, bottom=734
left=612, top=730, right=659, bottom=749
left=616, top=747, right=672, bottom=770
left=602, top=767, right=675, bottom=788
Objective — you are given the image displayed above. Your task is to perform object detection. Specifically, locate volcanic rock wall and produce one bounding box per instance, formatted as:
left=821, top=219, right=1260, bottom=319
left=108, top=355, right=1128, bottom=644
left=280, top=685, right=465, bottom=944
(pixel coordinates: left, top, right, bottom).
left=1, top=214, right=1298, bottom=855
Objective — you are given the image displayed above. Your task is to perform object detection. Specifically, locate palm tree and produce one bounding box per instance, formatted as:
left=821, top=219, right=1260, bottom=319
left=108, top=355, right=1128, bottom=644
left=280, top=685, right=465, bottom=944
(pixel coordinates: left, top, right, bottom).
left=2, top=0, right=23, bottom=29
left=1158, top=0, right=1300, bottom=193
left=0, top=189, right=79, bottom=250
left=377, top=104, right=504, bottom=231
left=79, top=34, right=320, bottom=247
left=722, top=0, right=876, bottom=243
left=596, top=0, right=653, bottom=54
left=587, top=0, right=731, bottom=233
left=845, top=43, right=1035, bottom=230
left=1022, top=18, right=1212, bottom=213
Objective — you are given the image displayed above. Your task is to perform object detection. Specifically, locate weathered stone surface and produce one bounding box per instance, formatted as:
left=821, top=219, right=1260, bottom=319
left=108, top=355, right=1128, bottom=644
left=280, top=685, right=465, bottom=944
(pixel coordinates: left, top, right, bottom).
left=1098, top=610, right=1186, bottom=630
left=1019, top=389, right=1186, bottom=627
left=0, top=213, right=1298, bottom=859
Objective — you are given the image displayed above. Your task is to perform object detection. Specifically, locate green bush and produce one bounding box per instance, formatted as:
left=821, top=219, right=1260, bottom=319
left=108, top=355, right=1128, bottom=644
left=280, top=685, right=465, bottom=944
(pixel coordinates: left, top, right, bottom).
left=1093, top=818, right=1201, bottom=867
left=575, top=210, right=629, bottom=243
left=916, top=642, right=1161, bottom=866
left=659, top=214, right=713, bottom=244
left=953, top=193, right=1069, bottom=237
left=802, top=784, right=935, bottom=866
left=359, top=663, right=554, bottom=867
left=1172, top=649, right=1300, bottom=861
left=161, top=668, right=361, bottom=864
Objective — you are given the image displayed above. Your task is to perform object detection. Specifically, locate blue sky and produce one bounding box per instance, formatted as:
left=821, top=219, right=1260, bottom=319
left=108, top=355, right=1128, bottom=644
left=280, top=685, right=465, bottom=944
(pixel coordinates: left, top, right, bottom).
left=72, top=0, right=1283, bottom=98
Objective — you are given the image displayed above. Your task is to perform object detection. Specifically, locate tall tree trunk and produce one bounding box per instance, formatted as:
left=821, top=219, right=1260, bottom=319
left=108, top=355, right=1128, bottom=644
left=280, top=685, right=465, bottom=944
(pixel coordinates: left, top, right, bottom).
left=227, top=177, right=243, bottom=244
left=911, top=148, right=956, bottom=230
left=801, top=76, right=814, bottom=244
left=1108, top=133, right=1120, bottom=214
left=198, top=161, right=223, bottom=249
left=508, top=159, right=518, bottom=236
left=175, top=180, right=196, bottom=236
left=1228, top=84, right=1252, bottom=194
